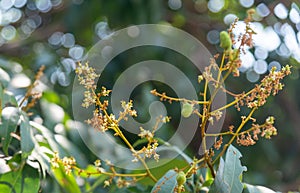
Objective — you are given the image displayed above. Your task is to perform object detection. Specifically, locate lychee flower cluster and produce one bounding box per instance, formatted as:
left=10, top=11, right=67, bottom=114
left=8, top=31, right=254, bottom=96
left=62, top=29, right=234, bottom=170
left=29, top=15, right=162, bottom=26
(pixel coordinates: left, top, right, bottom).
left=237, top=116, right=277, bottom=146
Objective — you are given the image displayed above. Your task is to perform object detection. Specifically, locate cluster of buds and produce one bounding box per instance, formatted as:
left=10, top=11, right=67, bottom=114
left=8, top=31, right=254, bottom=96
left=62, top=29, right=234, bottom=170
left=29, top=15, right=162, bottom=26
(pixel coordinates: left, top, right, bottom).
left=50, top=152, right=77, bottom=175
left=246, top=65, right=291, bottom=109
left=237, top=116, right=277, bottom=146
left=118, top=100, right=137, bottom=121
left=132, top=126, right=160, bottom=162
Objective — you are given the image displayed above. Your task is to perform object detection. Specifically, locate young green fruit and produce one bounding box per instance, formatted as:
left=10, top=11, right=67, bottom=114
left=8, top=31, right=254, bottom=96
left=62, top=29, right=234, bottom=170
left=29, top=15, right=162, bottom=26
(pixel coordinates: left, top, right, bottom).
left=219, top=31, right=232, bottom=51
left=176, top=171, right=186, bottom=186
left=181, top=102, right=193, bottom=118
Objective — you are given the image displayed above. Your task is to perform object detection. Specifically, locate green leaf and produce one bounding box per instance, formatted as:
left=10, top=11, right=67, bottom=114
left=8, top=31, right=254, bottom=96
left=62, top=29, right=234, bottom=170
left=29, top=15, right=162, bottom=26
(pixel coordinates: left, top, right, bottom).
left=209, top=145, right=247, bottom=193
left=243, top=184, right=276, bottom=193
left=0, top=68, right=10, bottom=88
left=3, top=91, right=18, bottom=107
left=202, top=178, right=214, bottom=187
left=0, top=107, right=21, bottom=155
left=20, top=112, right=35, bottom=159
left=42, top=91, right=61, bottom=104
left=31, top=144, right=51, bottom=178
left=0, top=164, right=40, bottom=193
left=0, top=84, right=3, bottom=117
left=29, top=121, right=61, bottom=152
left=151, top=170, right=177, bottom=193
left=51, top=163, right=81, bottom=193
left=6, top=153, right=22, bottom=171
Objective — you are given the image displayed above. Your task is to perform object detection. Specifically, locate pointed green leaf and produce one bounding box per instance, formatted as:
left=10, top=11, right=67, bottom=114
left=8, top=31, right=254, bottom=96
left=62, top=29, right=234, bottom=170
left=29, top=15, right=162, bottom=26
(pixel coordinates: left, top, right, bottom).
left=209, top=145, right=247, bottom=193
left=0, top=68, right=10, bottom=88
left=209, top=158, right=226, bottom=193
left=20, top=112, right=35, bottom=159
left=0, top=107, right=20, bottom=155
left=0, top=164, right=40, bottom=193
left=29, top=121, right=61, bottom=152
left=151, top=170, right=177, bottom=193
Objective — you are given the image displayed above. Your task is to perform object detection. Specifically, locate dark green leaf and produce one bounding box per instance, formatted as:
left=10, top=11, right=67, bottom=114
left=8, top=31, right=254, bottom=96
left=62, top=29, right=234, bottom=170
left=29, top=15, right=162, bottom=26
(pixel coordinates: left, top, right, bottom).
left=0, top=107, right=20, bottom=155
left=0, top=164, right=40, bottom=193
left=209, top=145, right=247, bottom=193
left=151, top=170, right=177, bottom=193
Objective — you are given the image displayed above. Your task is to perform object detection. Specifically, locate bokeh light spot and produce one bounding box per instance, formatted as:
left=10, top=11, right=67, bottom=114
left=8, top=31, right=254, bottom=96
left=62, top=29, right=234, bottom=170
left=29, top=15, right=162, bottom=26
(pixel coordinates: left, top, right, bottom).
left=0, top=0, right=15, bottom=10
left=254, top=47, right=268, bottom=60
left=1, top=25, right=16, bottom=40
left=268, top=61, right=281, bottom=72
left=224, top=14, right=238, bottom=25
left=127, top=26, right=140, bottom=38
left=207, top=0, right=224, bottom=13
left=274, top=3, right=288, bottom=20
left=35, top=0, right=52, bottom=12
left=61, top=33, right=75, bottom=48
left=239, top=51, right=255, bottom=72
left=168, top=0, right=182, bottom=10
left=48, top=31, right=63, bottom=46
left=253, top=60, right=268, bottom=74
left=256, top=3, right=270, bottom=17
left=239, top=0, right=254, bottom=8
left=289, top=8, right=300, bottom=24
left=95, top=22, right=111, bottom=39
left=246, top=70, right=260, bottom=82
left=14, top=0, right=27, bottom=8
left=276, top=43, right=291, bottom=58
left=206, top=30, right=219, bottom=44
left=69, top=46, right=84, bottom=60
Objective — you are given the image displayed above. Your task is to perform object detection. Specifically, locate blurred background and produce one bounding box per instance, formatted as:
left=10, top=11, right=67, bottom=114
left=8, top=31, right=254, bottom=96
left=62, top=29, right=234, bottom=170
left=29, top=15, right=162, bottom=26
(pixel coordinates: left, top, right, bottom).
left=0, top=0, right=299, bottom=191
